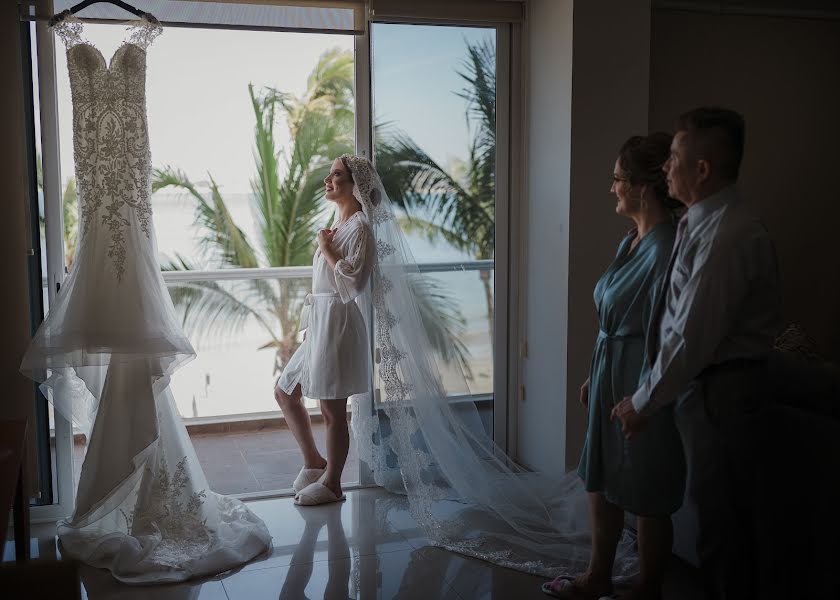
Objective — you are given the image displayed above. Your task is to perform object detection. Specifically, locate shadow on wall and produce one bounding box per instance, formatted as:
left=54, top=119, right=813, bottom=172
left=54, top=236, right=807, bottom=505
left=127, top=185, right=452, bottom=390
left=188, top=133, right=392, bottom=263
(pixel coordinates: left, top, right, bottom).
left=648, top=8, right=840, bottom=362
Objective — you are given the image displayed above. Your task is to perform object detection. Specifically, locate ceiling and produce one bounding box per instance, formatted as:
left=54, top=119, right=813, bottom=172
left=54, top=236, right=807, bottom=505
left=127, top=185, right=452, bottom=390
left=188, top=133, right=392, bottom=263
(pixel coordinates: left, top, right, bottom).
left=652, top=0, right=840, bottom=19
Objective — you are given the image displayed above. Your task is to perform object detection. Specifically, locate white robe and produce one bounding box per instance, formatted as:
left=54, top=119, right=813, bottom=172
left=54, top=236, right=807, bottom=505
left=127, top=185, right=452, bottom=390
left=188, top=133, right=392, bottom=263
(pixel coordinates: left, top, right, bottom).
left=277, top=211, right=375, bottom=399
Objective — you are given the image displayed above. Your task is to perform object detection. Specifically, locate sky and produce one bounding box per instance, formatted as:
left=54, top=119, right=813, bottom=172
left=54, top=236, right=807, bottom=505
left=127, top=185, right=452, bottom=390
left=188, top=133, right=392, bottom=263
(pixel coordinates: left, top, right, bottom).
left=372, top=23, right=494, bottom=169
left=52, top=21, right=495, bottom=195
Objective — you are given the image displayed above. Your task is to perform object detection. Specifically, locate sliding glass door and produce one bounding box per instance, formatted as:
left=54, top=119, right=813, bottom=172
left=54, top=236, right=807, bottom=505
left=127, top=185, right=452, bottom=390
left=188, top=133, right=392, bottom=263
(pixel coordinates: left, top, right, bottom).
left=27, top=5, right=515, bottom=518
left=370, top=21, right=510, bottom=447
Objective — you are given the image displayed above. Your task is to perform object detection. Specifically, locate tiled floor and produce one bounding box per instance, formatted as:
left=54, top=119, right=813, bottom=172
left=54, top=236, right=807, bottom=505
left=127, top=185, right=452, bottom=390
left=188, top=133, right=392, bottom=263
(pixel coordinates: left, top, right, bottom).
left=4, top=488, right=704, bottom=599
left=71, top=424, right=360, bottom=495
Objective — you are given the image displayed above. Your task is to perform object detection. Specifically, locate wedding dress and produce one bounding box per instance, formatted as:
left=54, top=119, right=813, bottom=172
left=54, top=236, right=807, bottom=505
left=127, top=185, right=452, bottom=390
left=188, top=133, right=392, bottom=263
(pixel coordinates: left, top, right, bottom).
left=20, top=12, right=271, bottom=583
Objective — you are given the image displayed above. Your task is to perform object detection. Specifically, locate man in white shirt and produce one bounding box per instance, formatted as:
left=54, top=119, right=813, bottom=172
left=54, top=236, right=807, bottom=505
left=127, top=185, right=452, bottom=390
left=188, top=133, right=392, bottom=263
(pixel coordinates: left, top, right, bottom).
left=611, top=107, right=782, bottom=600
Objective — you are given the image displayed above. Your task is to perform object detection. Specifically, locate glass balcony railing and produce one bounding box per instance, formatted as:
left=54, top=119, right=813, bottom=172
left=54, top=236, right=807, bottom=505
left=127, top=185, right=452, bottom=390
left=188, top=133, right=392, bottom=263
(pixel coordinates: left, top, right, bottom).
left=161, top=261, right=494, bottom=422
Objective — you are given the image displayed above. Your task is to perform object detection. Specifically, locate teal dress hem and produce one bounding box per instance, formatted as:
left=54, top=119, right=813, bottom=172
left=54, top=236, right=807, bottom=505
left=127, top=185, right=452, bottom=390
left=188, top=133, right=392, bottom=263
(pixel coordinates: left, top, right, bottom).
left=576, top=221, right=686, bottom=517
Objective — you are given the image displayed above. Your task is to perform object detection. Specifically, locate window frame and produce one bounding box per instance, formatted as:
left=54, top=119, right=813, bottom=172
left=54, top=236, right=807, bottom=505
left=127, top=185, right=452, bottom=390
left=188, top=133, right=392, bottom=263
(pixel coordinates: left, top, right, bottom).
left=29, top=1, right=523, bottom=514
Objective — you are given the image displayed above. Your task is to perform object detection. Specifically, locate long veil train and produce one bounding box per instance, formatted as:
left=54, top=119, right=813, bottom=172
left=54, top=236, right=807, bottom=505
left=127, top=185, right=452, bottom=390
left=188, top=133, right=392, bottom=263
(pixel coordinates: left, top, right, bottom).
left=341, top=155, right=638, bottom=578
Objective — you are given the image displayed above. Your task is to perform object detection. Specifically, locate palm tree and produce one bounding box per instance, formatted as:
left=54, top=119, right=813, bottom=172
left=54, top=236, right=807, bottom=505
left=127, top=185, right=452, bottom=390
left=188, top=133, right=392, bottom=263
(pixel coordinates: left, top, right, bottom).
left=62, top=178, right=79, bottom=267
left=376, top=38, right=497, bottom=346
left=36, top=154, right=79, bottom=268
left=154, top=49, right=471, bottom=376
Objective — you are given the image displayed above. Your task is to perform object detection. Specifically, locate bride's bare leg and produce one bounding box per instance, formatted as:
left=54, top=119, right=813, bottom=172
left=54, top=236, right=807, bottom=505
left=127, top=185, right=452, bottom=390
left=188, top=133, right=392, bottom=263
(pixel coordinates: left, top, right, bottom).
left=274, top=385, right=326, bottom=469
left=320, top=398, right=349, bottom=497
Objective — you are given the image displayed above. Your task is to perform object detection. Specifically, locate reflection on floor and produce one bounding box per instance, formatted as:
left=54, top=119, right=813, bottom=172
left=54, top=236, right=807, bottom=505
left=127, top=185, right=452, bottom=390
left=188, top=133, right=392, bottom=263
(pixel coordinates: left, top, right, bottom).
left=70, top=423, right=359, bottom=495
left=4, top=488, right=703, bottom=599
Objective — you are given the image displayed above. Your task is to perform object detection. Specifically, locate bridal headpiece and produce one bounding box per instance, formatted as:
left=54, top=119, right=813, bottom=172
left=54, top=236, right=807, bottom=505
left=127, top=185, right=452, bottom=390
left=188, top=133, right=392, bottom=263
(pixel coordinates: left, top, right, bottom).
left=340, top=154, right=389, bottom=225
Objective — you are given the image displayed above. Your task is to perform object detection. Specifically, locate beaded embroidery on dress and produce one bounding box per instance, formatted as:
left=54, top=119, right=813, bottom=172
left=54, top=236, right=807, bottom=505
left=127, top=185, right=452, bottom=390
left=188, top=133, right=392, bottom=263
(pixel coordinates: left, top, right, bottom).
left=20, top=12, right=271, bottom=583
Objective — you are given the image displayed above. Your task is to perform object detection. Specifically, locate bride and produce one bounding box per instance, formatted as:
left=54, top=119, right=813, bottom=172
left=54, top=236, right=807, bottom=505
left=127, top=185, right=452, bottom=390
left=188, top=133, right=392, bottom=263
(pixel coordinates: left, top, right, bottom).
left=274, top=154, right=641, bottom=580
left=275, top=155, right=374, bottom=506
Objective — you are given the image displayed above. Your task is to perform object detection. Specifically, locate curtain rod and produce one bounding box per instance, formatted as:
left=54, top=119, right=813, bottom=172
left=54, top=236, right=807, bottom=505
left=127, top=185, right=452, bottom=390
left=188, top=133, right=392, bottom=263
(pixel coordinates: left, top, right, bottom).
left=18, top=12, right=362, bottom=35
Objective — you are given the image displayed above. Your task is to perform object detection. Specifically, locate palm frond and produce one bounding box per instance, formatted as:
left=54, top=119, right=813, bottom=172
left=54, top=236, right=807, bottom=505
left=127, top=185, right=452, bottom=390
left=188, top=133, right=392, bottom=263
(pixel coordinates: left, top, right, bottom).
left=161, top=254, right=277, bottom=345
left=397, top=215, right=468, bottom=250
left=249, top=50, right=354, bottom=269
left=457, top=39, right=496, bottom=245
left=275, top=109, right=338, bottom=265
left=375, top=37, right=497, bottom=261
left=306, top=47, right=354, bottom=110
left=457, top=40, right=496, bottom=185
left=153, top=166, right=260, bottom=269
left=376, top=131, right=494, bottom=256
left=376, top=131, right=469, bottom=215
left=63, top=177, right=79, bottom=266
left=410, top=275, right=473, bottom=380
left=249, top=83, right=283, bottom=264
left=456, top=40, right=496, bottom=125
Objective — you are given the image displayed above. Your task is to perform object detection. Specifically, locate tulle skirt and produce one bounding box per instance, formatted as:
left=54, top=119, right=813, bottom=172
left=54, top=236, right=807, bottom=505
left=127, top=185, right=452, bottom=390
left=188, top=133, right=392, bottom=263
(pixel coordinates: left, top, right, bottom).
left=21, top=222, right=194, bottom=433
left=20, top=221, right=272, bottom=583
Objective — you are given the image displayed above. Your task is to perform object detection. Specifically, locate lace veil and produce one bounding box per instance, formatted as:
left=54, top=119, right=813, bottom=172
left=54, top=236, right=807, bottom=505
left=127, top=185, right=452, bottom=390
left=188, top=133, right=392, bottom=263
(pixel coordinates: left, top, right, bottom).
left=340, top=155, right=639, bottom=578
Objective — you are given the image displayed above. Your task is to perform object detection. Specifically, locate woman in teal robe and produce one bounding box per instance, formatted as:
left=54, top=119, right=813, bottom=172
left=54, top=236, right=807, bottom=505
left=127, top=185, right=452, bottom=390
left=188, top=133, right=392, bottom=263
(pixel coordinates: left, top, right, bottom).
left=577, top=220, right=684, bottom=515
left=544, top=134, right=685, bottom=600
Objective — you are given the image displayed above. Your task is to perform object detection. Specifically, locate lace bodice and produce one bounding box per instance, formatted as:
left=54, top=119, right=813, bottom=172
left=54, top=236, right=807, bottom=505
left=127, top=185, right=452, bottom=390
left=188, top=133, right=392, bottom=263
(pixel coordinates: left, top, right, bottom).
left=52, top=13, right=162, bottom=280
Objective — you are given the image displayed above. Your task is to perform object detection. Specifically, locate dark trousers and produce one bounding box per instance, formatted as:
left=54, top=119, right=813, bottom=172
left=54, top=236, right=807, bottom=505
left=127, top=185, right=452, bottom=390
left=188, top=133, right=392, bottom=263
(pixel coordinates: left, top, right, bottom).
left=674, top=362, right=766, bottom=600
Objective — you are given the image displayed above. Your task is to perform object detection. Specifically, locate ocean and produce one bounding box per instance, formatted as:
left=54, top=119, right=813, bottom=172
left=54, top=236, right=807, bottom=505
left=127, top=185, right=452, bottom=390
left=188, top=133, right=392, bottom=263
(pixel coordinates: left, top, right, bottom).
left=152, top=192, right=494, bottom=418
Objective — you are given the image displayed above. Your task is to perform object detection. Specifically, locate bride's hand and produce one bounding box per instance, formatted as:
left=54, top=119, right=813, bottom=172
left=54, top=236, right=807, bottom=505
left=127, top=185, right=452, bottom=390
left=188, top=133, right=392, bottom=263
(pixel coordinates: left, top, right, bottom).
left=317, top=228, right=334, bottom=250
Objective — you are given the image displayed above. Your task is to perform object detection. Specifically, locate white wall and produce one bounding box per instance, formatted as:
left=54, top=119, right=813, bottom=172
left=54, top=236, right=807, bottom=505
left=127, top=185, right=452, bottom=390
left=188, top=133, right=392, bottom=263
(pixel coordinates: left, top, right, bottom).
left=519, top=0, right=574, bottom=473
left=518, top=0, right=652, bottom=474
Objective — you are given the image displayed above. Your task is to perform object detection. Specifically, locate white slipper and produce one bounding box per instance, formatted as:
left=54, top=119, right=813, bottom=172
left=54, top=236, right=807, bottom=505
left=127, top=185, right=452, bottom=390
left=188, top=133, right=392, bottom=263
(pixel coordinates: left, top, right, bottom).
left=293, top=467, right=326, bottom=495
left=294, top=482, right=346, bottom=506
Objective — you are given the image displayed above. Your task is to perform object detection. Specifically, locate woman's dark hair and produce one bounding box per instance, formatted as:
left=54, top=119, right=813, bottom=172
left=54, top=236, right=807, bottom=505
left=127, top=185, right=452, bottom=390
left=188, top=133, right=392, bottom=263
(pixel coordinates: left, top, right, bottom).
left=617, top=132, right=682, bottom=216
